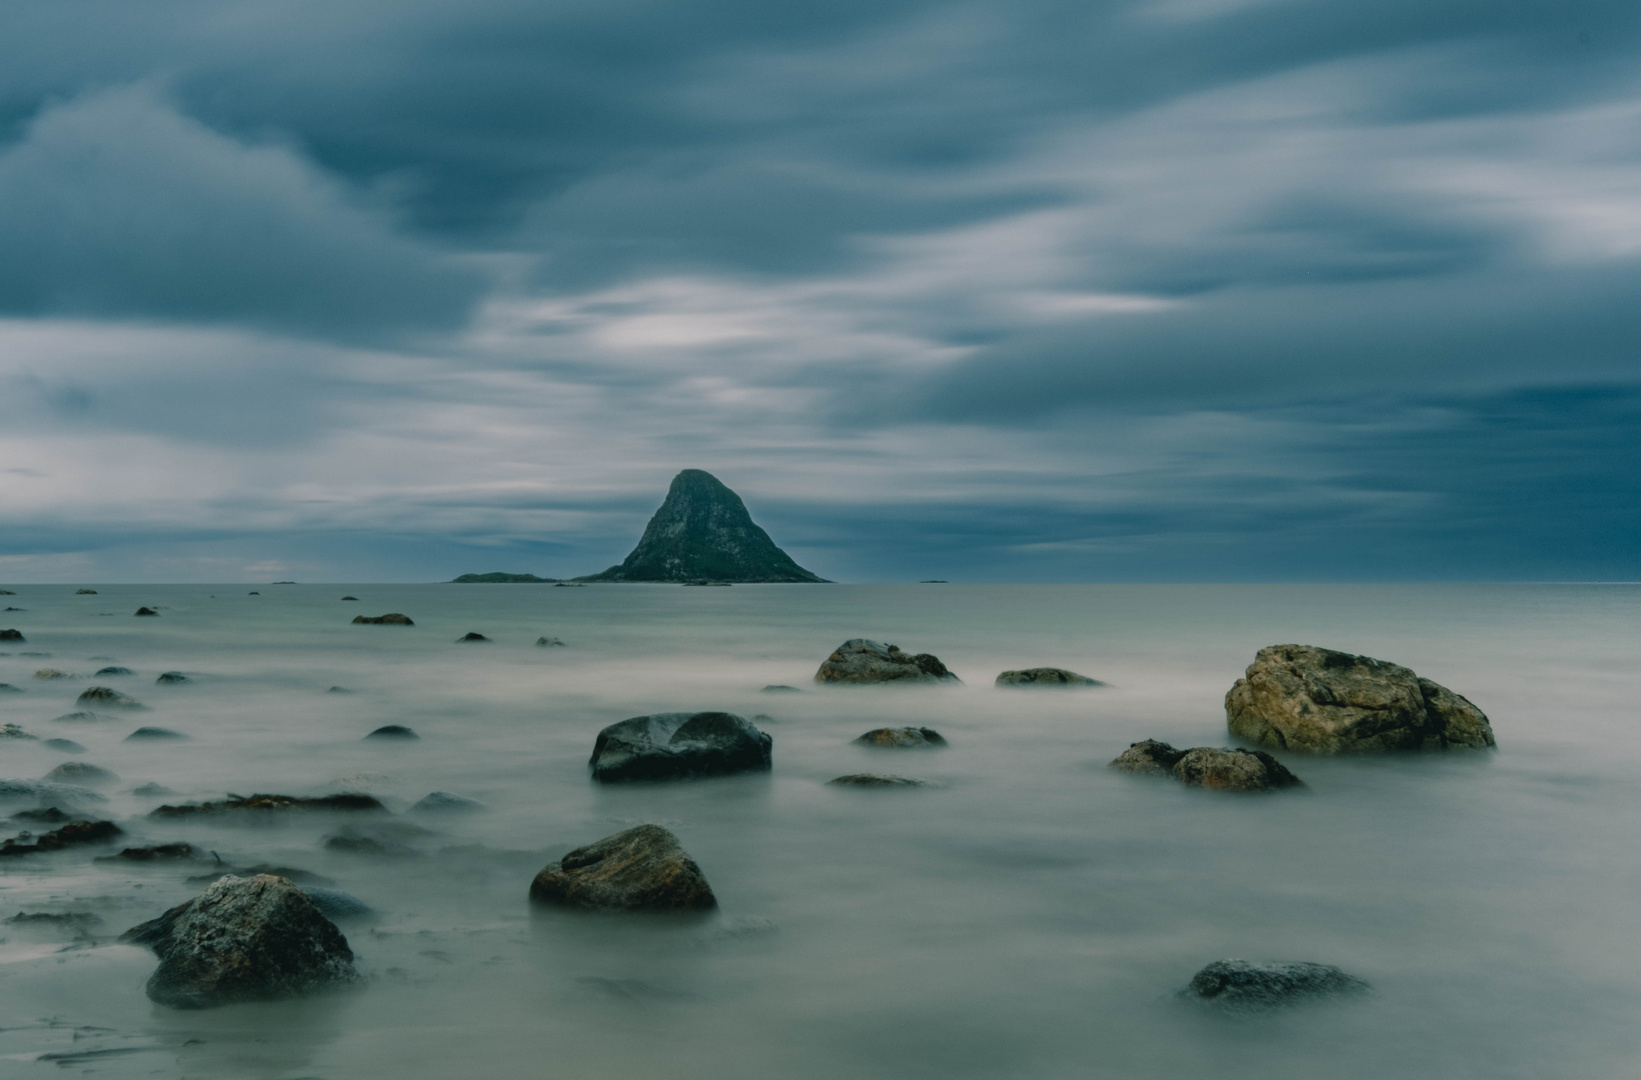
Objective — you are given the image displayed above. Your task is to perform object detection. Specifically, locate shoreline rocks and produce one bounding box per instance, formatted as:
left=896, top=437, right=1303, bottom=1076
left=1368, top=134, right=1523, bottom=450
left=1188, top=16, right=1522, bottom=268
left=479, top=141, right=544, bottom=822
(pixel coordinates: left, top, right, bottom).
left=457, top=632, right=490, bottom=642
left=530, top=824, right=716, bottom=911
left=815, top=639, right=960, bottom=684
left=590, top=712, right=772, bottom=782
left=1110, top=740, right=1302, bottom=792
left=996, top=667, right=1104, bottom=688
left=855, top=727, right=947, bottom=748
left=1226, top=644, right=1496, bottom=753
left=1182, top=959, right=1369, bottom=1010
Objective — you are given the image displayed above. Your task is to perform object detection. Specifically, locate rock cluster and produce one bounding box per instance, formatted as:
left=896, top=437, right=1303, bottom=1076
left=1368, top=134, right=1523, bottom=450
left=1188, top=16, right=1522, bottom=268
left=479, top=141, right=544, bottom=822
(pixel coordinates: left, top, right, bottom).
left=995, top=667, right=1104, bottom=687
left=815, top=639, right=959, bottom=684
left=1226, top=644, right=1496, bottom=753
left=590, top=712, right=772, bottom=782
left=530, top=824, right=716, bottom=911
left=1110, top=740, right=1302, bottom=792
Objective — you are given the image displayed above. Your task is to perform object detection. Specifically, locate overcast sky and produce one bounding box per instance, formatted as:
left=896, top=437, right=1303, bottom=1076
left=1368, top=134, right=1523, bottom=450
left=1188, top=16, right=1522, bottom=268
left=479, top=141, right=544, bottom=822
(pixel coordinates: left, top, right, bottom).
left=2, top=0, right=1638, bottom=582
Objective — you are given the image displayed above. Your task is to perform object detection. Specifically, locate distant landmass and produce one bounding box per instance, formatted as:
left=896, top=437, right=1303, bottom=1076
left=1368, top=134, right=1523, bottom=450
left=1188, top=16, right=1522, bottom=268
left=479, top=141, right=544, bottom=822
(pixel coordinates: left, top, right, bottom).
left=450, top=572, right=561, bottom=583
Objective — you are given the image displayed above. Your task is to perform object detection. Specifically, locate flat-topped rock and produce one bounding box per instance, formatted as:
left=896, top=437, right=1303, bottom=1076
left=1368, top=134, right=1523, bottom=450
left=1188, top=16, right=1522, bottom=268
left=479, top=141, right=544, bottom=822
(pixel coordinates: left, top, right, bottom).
left=996, top=667, right=1104, bottom=687
left=352, top=613, right=414, bottom=625
left=828, top=773, right=928, bottom=787
left=1226, top=644, right=1496, bottom=753
left=151, top=793, right=385, bottom=818
left=816, top=639, right=959, bottom=684
left=1183, top=959, right=1369, bottom=1010
left=855, top=726, right=948, bottom=748
left=76, top=687, right=145, bottom=709
left=122, top=874, right=358, bottom=1008
left=1110, top=739, right=1302, bottom=791
left=530, top=824, right=716, bottom=911
left=590, top=712, right=772, bottom=782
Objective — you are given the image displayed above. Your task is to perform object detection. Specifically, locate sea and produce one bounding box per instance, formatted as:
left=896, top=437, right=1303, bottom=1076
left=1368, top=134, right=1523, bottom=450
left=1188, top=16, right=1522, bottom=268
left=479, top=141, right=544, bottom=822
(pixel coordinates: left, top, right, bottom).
left=0, top=582, right=1636, bottom=1078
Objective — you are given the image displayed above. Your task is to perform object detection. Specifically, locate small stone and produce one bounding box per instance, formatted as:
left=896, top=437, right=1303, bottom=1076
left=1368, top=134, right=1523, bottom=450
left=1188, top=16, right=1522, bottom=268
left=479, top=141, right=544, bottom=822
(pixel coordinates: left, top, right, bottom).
left=44, top=738, right=85, bottom=752
left=457, top=632, right=490, bottom=642
left=855, top=726, right=947, bottom=748
left=409, top=790, right=486, bottom=814
left=75, top=588, right=98, bottom=595
left=530, top=824, right=716, bottom=911
left=0, top=629, right=24, bottom=641
left=33, top=669, right=70, bottom=680
left=107, top=843, right=198, bottom=861
left=135, top=607, right=159, bottom=616
left=43, top=762, right=118, bottom=786
left=126, top=727, right=189, bottom=741
left=1109, top=740, right=1302, bottom=791
left=155, top=671, right=191, bottom=685
left=535, top=636, right=566, bottom=647
left=364, top=725, right=418, bottom=741
left=132, top=782, right=176, bottom=796
left=326, top=686, right=353, bottom=693
left=340, top=596, right=359, bottom=601
left=995, top=667, right=1104, bottom=687
left=761, top=684, right=800, bottom=693
left=352, top=613, right=414, bottom=625
left=95, top=666, right=134, bottom=676
left=828, top=773, right=928, bottom=787
left=76, top=687, right=145, bottom=709
left=1183, top=959, right=1369, bottom=1010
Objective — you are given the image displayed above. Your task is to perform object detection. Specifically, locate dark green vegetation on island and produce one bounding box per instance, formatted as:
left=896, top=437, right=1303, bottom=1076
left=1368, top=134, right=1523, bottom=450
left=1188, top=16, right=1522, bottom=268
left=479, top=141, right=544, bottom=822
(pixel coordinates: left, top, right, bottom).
left=450, top=572, right=560, bottom=583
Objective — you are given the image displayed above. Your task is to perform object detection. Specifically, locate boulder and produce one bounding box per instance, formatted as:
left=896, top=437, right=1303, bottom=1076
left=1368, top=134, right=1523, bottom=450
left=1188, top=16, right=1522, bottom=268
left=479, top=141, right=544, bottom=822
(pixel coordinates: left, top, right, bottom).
left=53, top=711, right=109, bottom=723
left=11, top=807, right=69, bottom=822
left=43, top=762, right=118, bottom=786
left=855, top=726, right=947, bottom=748
left=1183, top=959, right=1369, bottom=1010
left=0, top=819, right=122, bottom=856
left=409, top=790, right=486, bottom=814
left=121, top=874, right=358, bottom=1008
left=995, top=667, right=1104, bottom=688
left=529, top=824, right=716, bottom=911
left=1, top=724, right=36, bottom=740
left=1109, top=740, right=1303, bottom=791
left=135, top=607, right=158, bottom=616
left=0, top=780, right=107, bottom=810
left=340, top=596, right=359, bottom=601
left=457, top=632, right=490, bottom=642
left=352, top=613, right=414, bottom=625
left=815, top=639, right=959, bottom=684
left=1226, top=644, right=1496, bottom=753
left=828, top=773, right=928, bottom=787
left=33, top=668, right=70, bottom=680
left=75, top=589, right=97, bottom=595
left=364, top=724, right=418, bottom=741
left=535, top=636, right=566, bottom=647
left=0, top=629, right=24, bottom=641
left=76, top=686, right=145, bottom=709
left=155, top=671, right=191, bottom=685
left=96, top=666, right=134, bottom=676
left=590, top=712, right=772, bottom=782
left=0, top=683, right=21, bottom=692
left=125, top=727, right=188, bottom=741
left=131, top=782, right=176, bottom=796
left=44, top=737, right=85, bottom=753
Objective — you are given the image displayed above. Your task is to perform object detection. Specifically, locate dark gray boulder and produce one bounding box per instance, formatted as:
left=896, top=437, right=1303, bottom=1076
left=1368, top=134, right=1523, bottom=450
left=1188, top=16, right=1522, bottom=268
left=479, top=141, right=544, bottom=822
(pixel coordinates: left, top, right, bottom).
left=855, top=726, right=947, bottom=748
left=1109, top=740, right=1302, bottom=791
left=0, top=629, right=24, bottom=641
left=827, top=773, right=928, bottom=787
left=76, top=687, right=145, bottom=709
left=364, top=725, right=418, bottom=741
left=135, top=607, right=158, bottom=616
left=529, top=824, right=716, bottom=911
left=457, top=632, right=490, bottom=642
left=590, top=712, right=772, bottom=782
left=996, top=667, right=1104, bottom=687
left=1183, top=959, right=1369, bottom=1010
left=96, top=666, right=134, bottom=676
left=815, top=639, right=959, bottom=684
left=1226, top=644, right=1496, bottom=753
left=352, top=613, right=414, bottom=625
left=155, top=671, right=191, bottom=685
left=121, top=874, right=359, bottom=1008
left=43, top=762, right=118, bottom=786
left=125, top=727, right=188, bottom=741
left=43, top=738, right=86, bottom=753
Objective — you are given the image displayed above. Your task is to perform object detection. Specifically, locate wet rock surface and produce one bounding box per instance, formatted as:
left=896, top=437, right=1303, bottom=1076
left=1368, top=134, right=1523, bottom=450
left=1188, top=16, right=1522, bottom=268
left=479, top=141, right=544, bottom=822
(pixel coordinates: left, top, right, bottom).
left=352, top=613, right=414, bottom=625
left=530, top=824, right=717, bottom=911
left=1110, top=740, right=1302, bottom=791
left=590, top=712, right=772, bottom=782
left=828, top=773, right=929, bottom=787
left=103, top=842, right=199, bottom=861
left=1183, top=959, right=1369, bottom=1010
left=151, top=793, right=386, bottom=818
left=1226, top=644, right=1496, bottom=753
left=855, top=726, right=948, bottom=748
left=815, top=639, right=959, bottom=684
left=0, top=629, right=24, bottom=641
left=995, top=667, right=1105, bottom=687
left=76, top=686, right=145, bottom=709
left=302, top=887, right=374, bottom=921
left=135, top=607, right=159, bottom=616
left=122, top=874, right=359, bottom=1009
left=457, top=632, right=490, bottom=642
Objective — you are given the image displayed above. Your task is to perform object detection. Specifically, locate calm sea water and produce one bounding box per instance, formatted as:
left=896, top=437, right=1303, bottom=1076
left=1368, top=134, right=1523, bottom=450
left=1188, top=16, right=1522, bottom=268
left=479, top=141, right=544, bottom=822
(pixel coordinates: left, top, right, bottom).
left=0, top=583, right=1637, bottom=1078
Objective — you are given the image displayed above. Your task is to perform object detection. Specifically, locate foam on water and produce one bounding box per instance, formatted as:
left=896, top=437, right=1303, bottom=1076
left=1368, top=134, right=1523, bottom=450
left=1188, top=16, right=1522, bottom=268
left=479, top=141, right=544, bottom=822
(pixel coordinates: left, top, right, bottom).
left=0, top=583, right=1637, bottom=1077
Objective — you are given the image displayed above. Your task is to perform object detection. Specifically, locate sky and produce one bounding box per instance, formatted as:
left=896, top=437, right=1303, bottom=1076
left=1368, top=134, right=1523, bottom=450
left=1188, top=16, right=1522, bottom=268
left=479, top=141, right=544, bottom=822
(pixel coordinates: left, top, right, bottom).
left=2, top=0, right=1639, bottom=583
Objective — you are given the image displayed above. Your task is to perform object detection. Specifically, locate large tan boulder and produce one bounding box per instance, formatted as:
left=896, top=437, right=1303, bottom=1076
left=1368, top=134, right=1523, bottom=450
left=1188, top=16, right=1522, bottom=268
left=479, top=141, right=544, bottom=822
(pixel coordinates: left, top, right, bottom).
left=1225, top=644, right=1495, bottom=753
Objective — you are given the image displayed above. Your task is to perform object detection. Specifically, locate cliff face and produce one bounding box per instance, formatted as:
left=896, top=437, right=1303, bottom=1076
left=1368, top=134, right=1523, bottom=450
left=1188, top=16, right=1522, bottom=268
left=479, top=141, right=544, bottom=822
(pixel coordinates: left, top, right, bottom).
left=580, top=470, right=828, bottom=583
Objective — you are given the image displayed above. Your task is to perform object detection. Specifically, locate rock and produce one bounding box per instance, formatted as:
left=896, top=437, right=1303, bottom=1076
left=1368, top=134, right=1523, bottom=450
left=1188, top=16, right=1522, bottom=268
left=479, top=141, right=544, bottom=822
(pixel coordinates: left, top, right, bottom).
left=104, top=843, right=199, bottom=861
left=1, top=723, right=36, bottom=740
left=324, top=833, right=419, bottom=857
left=151, top=793, right=386, bottom=818
left=155, top=671, right=191, bottom=685
left=364, top=724, right=418, bottom=741
left=761, top=684, right=800, bottom=693
left=0, top=780, right=107, bottom=810
left=43, top=738, right=85, bottom=752
left=0, top=819, right=122, bottom=856
left=828, top=773, right=928, bottom=787
left=451, top=572, right=559, bottom=583
left=131, top=782, right=176, bottom=796
left=326, top=685, right=352, bottom=693
left=855, top=726, right=948, bottom=748
left=815, top=639, right=959, bottom=684
left=352, top=613, right=414, bottom=625
left=409, top=790, right=486, bottom=814
left=0, top=588, right=12, bottom=594
left=1183, top=959, right=1369, bottom=1010
left=589, top=712, right=773, bottom=782
left=121, top=874, right=359, bottom=1008
left=11, top=807, right=70, bottom=822
left=340, top=596, right=359, bottom=600
left=1225, top=644, right=1496, bottom=753
left=0, top=683, right=20, bottom=692
left=302, top=887, right=374, bottom=921
left=535, top=636, right=566, bottom=647
left=96, top=666, right=134, bottom=676
left=995, top=667, right=1105, bottom=688
left=5, top=910, right=102, bottom=932
left=457, top=632, right=490, bottom=642
left=33, top=668, right=70, bottom=680
left=43, top=762, right=118, bottom=786
left=0, top=629, right=24, bottom=641
left=76, top=686, right=145, bottom=709
left=529, top=824, right=716, bottom=911
left=53, top=711, right=109, bottom=723
left=185, top=864, right=333, bottom=887
left=1109, top=740, right=1303, bottom=791
left=125, top=727, right=188, bottom=741
left=75, top=588, right=98, bottom=595
left=135, top=607, right=159, bottom=616
left=247, top=591, right=259, bottom=595
left=577, top=469, right=828, bottom=583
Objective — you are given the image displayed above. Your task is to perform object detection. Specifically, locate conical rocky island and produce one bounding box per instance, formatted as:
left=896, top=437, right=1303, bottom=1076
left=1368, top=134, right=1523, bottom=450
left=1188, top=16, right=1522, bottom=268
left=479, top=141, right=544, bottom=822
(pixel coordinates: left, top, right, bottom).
left=452, top=469, right=828, bottom=584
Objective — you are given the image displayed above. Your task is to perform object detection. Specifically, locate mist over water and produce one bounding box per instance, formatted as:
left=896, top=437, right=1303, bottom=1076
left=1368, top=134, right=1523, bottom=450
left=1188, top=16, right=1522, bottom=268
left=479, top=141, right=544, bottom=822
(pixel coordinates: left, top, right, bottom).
left=0, top=583, right=1637, bottom=1078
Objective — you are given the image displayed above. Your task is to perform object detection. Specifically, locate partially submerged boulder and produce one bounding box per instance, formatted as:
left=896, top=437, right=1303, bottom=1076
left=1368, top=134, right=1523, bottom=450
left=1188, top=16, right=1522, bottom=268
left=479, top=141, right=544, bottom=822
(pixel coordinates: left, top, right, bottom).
left=151, top=793, right=385, bottom=818
left=457, top=632, right=490, bottom=642
left=76, top=686, right=145, bottom=709
left=995, top=667, right=1104, bottom=688
left=1, top=723, right=36, bottom=740
left=0, top=629, right=24, bottom=642
left=125, top=727, right=188, bottom=741
left=44, top=737, right=85, bottom=753
left=352, top=613, right=414, bottom=625
left=155, top=671, right=191, bottom=685
left=1183, top=959, right=1368, bottom=1010
left=104, top=843, right=199, bottom=862
left=1110, top=740, right=1302, bottom=792
left=135, top=607, right=159, bottom=616
left=409, top=790, right=486, bottom=814
left=815, top=639, right=959, bottom=684
left=43, top=762, right=118, bottom=786
left=364, top=725, right=418, bottom=741
left=1226, top=645, right=1496, bottom=753
left=95, top=666, right=134, bottom=676
left=535, top=636, right=566, bottom=647
left=33, top=668, right=70, bottom=680
left=530, top=824, right=716, bottom=911
left=855, top=726, right=947, bottom=748
left=122, top=874, right=358, bottom=1009
left=590, top=712, right=772, bottom=782
left=0, top=819, right=121, bottom=856
left=828, top=773, right=928, bottom=787
left=53, top=711, right=109, bottom=723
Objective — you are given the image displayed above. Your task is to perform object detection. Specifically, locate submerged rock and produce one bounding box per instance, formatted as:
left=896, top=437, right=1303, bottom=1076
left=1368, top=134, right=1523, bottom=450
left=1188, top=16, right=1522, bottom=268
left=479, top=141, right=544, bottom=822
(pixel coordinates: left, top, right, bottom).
left=0, top=819, right=122, bottom=856
left=53, top=711, right=109, bottom=723
left=1226, top=644, right=1496, bottom=753
left=1109, top=740, right=1303, bottom=791
left=1, top=723, right=36, bottom=740
left=815, top=639, right=959, bottom=684
left=364, top=725, right=418, bottom=741
left=995, top=667, right=1105, bottom=687
left=326, top=686, right=353, bottom=694
left=33, top=668, right=70, bottom=680
left=457, top=632, right=490, bottom=642
left=828, top=773, right=928, bottom=787
left=125, top=727, right=188, bottom=741
left=530, top=824, right=716, bottom=911
left=151, top=793, right=385, bottom=818
left=409, top=790, right=486, bottom=814
left=0, top=780, right=107, bottom=809
left=761, top=684, right=800, bottom=693
left=103, top=842, right=199, bottom=862
left=535, top=636, right=566, bottom=647
left=131, top=782, right=176, bottom=796
left=1183, top=959, right=1369, bottom=1010
left=122, top=874, right=358, bottom=1009
left=76, top=686, right=145, bottom=709
left=95, top=666, right=134, bottom=676
left=302, top=887, right=374, bottom=921
left=352, top=613, right=414, bottom=625
left=855, top=726, right=948, bottom=748
left=590, top=712, right=773, bottom=782
left=43, top=738, right=85, bottom=752
left=0, top=629, right=24, bottom=641
left=0, top=683, right=21, bottom=692
left=75, top=588, right=98, bottom=595
left=340, top=596, right=359, bottom=601
left=43, top=762, right=118, bottom=786
left=5, top=910, right=102, bottom=933
left=11, top=807, right=70, bottom=823
left=155, top=671, right=191, bottom=685
left=135, top=607, right=159, bottom=616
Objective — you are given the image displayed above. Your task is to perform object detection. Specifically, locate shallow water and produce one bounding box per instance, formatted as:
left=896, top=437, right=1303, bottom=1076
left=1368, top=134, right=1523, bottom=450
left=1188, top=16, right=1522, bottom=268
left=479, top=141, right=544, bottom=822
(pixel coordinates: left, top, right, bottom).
left=0, top=583, right=1637, bottom=1078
